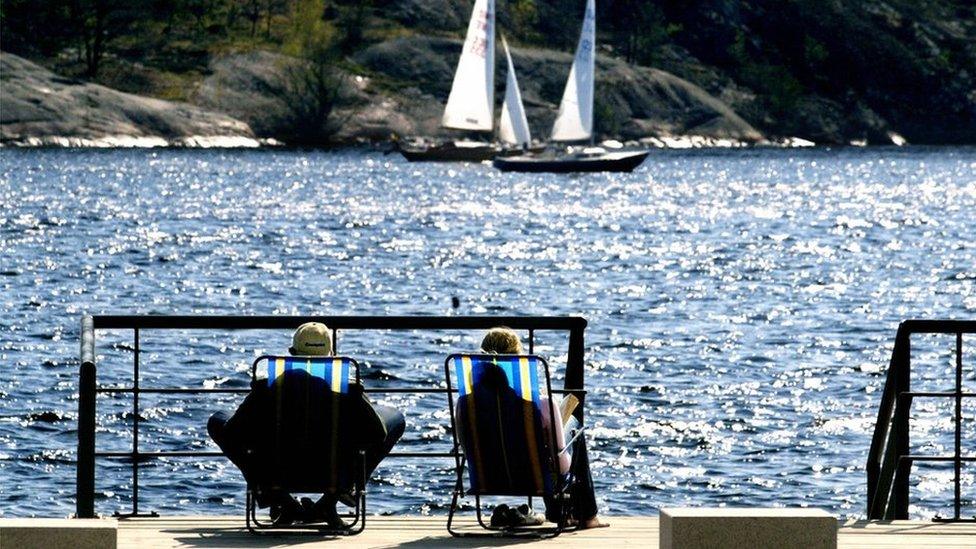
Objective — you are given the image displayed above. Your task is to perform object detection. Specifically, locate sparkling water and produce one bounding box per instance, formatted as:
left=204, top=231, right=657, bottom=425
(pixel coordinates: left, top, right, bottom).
left=1, top=147, right=973, bottom=518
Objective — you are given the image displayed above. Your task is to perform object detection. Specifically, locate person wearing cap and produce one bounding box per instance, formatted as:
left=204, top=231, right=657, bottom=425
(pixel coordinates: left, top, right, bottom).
left=289, top=321, right=333, bottom=355
left=207, top=322, right=405, bottom=527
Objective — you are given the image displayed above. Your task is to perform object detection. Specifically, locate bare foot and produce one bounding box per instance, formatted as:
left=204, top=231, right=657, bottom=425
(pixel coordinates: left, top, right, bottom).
left=582, top=516, right=610, bottom=529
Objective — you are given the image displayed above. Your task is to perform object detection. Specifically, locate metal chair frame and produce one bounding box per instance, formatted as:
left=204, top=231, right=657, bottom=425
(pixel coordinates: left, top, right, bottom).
left=242, top=355, right=368, bottom=536
left=443, top=353, right=582, bottom=538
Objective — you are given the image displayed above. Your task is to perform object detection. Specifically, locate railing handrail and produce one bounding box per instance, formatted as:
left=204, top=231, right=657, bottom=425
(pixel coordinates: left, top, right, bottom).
left=89, top=315, right=587, bottom=331
left=866, top=319, right=976, bottom=520
left=866, top=326, right=908, bottom=516
left=76, top=314, right=588, bottom=518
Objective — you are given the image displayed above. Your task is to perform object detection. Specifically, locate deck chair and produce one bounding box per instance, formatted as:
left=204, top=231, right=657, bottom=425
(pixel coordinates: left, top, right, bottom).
left=444, top=353, right=580, bottom=538
left=244, top=355, right=367, bottom=535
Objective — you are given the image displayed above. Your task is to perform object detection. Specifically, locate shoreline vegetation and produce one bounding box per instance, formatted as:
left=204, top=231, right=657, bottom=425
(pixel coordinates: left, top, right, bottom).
left=1, top=0, right=974, bottom=149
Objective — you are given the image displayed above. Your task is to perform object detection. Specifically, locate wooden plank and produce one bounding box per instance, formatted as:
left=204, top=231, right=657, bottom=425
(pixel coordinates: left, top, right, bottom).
left=114, top=516, right=976, bottom=549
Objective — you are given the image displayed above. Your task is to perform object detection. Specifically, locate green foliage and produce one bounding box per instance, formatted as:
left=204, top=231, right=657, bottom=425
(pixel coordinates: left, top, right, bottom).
left=803, top=36, right=828, bottom=68
left=593, top=83, right=625, bottom=137
left=1, top=1, right=74, bottom=57
left=278, top=0, right=345, bottom=146
left=727, top=30, right=802, bottom=117
left=507, top=0, right=540, bottom=43
left=601, top=0, right=669, bottom=65
left=282, top=0, right=337, bottom=57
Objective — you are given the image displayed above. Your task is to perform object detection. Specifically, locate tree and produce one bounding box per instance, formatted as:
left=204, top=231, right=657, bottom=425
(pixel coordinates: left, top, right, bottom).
left=67, top=0, right=142, bottom=78
left=1, top=1, right=75, bottom=57
left=602, top=0, right=673, bottom=65
left=278, top=0, right=347, bottom=146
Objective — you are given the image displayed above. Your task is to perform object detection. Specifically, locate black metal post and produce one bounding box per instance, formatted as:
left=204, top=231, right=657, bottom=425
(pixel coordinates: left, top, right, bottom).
left=76, top=315, right=96, bottom=518
left=867, top=320, right=976, bottom=521
left=566, top=321, right=586, bottom=423
left=131, top=328, right=140, bottom=515
left=892, top=329, right=912, bottom=519
left=954, top=332, right=962, bottom=520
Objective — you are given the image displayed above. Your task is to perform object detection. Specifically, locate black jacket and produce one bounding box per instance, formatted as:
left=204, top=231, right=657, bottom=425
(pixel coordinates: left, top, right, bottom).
left=222, top=369, right=387, bottom=492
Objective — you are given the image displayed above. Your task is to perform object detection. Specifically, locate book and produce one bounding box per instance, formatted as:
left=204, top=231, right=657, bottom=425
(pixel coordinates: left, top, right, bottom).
left=559, top=394, right=579, bottom=426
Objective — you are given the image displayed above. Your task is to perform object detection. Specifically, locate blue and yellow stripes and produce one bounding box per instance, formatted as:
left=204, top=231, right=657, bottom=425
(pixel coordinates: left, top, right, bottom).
left=453, top=355, right=541, bottom=402
left=450, top=354, right=553, bottom=496
left=265, top=356, right=351, bottom=393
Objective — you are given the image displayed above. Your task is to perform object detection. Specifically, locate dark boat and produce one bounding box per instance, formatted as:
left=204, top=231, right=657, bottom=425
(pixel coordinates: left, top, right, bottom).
left=398, top=141, right=548, bottom=163
left=398, top=141, right=500, bottom=162
left=493, top=148, right=650, bottom=173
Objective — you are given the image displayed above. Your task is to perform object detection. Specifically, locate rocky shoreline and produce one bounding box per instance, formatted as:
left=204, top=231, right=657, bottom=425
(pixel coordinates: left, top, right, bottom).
left=0, top=45, right=902, bottom=149
left=0, top=53, right=267, bottom=148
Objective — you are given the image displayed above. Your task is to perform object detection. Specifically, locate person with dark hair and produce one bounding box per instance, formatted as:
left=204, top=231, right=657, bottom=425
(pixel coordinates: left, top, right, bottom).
left=208, top=322, right=405, bottom=527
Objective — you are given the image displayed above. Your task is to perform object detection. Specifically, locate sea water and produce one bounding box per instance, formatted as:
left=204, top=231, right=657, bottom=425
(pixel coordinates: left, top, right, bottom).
left=0, top=147, right=973, bottom=518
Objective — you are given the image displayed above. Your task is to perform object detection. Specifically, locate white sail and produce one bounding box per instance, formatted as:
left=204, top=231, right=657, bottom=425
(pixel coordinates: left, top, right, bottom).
left=551, top=0, right=595, bottom=142
left=442, top=0, right=495, bottom=131
left=499, top=37, right=532, bottom=147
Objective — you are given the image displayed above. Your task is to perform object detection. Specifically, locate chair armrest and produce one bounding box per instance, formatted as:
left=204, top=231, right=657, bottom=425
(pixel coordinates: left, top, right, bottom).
left=558, top=425, right=586, bottom=456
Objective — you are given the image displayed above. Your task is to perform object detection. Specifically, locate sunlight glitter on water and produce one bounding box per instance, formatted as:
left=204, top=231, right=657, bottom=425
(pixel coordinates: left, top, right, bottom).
left=0, top=147, right=974, bottom=518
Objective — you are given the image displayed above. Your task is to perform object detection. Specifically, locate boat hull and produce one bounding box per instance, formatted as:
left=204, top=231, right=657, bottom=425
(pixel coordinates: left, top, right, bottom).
left=492, top=150, right=650, bottom=173
left=398, top=142, right=546, bottom=162
left=399, top=143, right=498, bottom=162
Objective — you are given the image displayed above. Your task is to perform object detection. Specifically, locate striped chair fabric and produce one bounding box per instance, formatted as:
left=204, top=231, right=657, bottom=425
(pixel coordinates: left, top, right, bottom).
left=253, top=355, right=358, bottom=492
left=449, top=354, right=555, bottom=497
left=263, top=356, right=353, bottom=393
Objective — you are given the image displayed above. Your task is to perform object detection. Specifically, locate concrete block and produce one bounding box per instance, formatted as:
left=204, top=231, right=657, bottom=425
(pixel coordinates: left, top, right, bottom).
left=660, top=508, right=836, bottom=549
left=0, top=518, right=117, bottom=549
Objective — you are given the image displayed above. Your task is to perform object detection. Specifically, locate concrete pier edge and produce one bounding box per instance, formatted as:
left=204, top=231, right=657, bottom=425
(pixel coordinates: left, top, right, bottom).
left=0, top=518, right=118, bottom=549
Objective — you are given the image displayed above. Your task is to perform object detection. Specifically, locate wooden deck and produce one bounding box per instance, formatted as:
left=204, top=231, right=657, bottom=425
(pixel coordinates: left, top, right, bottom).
left=115, top=516, right=976, bottom=548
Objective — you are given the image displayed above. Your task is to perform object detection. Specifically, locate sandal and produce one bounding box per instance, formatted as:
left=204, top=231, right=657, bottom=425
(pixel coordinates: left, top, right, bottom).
left=510, top=504, right=544, bottom=526
left=490, top=503, right=511, bottom=528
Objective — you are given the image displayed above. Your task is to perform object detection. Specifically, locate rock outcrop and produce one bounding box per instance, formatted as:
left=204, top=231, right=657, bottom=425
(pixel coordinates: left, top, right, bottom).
left=2, top=38, right=765, bottom=147
left=196, top=50, right=414, bottom=143
left=197, top=37, right=762, bottom=145
left=0, top=52, right=258, bottom=147
left=352, top=36, right=763, bottom=142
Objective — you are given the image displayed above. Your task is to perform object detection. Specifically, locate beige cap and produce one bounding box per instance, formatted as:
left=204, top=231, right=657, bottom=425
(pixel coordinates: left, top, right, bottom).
left=291, top=322, right=332, bottom=356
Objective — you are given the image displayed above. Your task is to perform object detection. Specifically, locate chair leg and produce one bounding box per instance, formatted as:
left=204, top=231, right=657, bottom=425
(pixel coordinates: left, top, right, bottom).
left=446, top=457, right=564, bottom=539
left=243, top=452, right=368, bottom=537
left=245, top=489, right=254, bottom=534
left=342, top=450, right=367, bottom=536
left=446, top=460, right=465, bottom=537
left=475, top=495, right=491, bottom=529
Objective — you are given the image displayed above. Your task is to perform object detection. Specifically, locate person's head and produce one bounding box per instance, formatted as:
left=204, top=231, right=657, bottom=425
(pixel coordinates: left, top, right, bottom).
left=480, top=327, right=523, bottom=354
left=289, top=322, right=332, bottom=356
left=473, top=362, right=509, bottom=391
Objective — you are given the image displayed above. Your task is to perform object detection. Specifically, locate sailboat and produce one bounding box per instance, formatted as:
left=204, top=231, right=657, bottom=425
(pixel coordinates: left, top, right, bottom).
left=399, top=0, right=501, bottom=162
left=492, top=0, right=650, bottom=173
left=499, top=36, right=533, bottom=150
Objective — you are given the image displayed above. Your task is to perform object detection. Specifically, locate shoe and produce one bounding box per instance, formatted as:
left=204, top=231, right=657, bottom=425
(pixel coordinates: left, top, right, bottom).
left=269, top=496, right=302, bottom=526
left=303, top=496, right=347, bottom=529
left=511, top=504, right=544, bottom=526
left=489, top=504, right=511, bottom=528
left=337, top=491, right=357, bottom=508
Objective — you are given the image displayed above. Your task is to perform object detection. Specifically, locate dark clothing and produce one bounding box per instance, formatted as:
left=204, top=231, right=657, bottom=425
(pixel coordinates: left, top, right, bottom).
left=545, top=428, right=598, bottom=522
left=208, top=369, right=404, bottom=508
left=455, top=372, right=598, bottom=521
left=456, top=388, right=552, bottom=496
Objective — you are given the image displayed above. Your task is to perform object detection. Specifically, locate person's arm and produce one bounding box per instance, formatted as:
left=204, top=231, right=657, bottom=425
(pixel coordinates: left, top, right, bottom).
left=541, top=397, right=571, bottom=474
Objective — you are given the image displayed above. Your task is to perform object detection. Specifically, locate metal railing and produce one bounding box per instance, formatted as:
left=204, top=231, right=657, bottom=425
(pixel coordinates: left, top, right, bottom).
left=76, top=315, right=588, bottom=518
left=866, top=319, right=976, bottom=521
